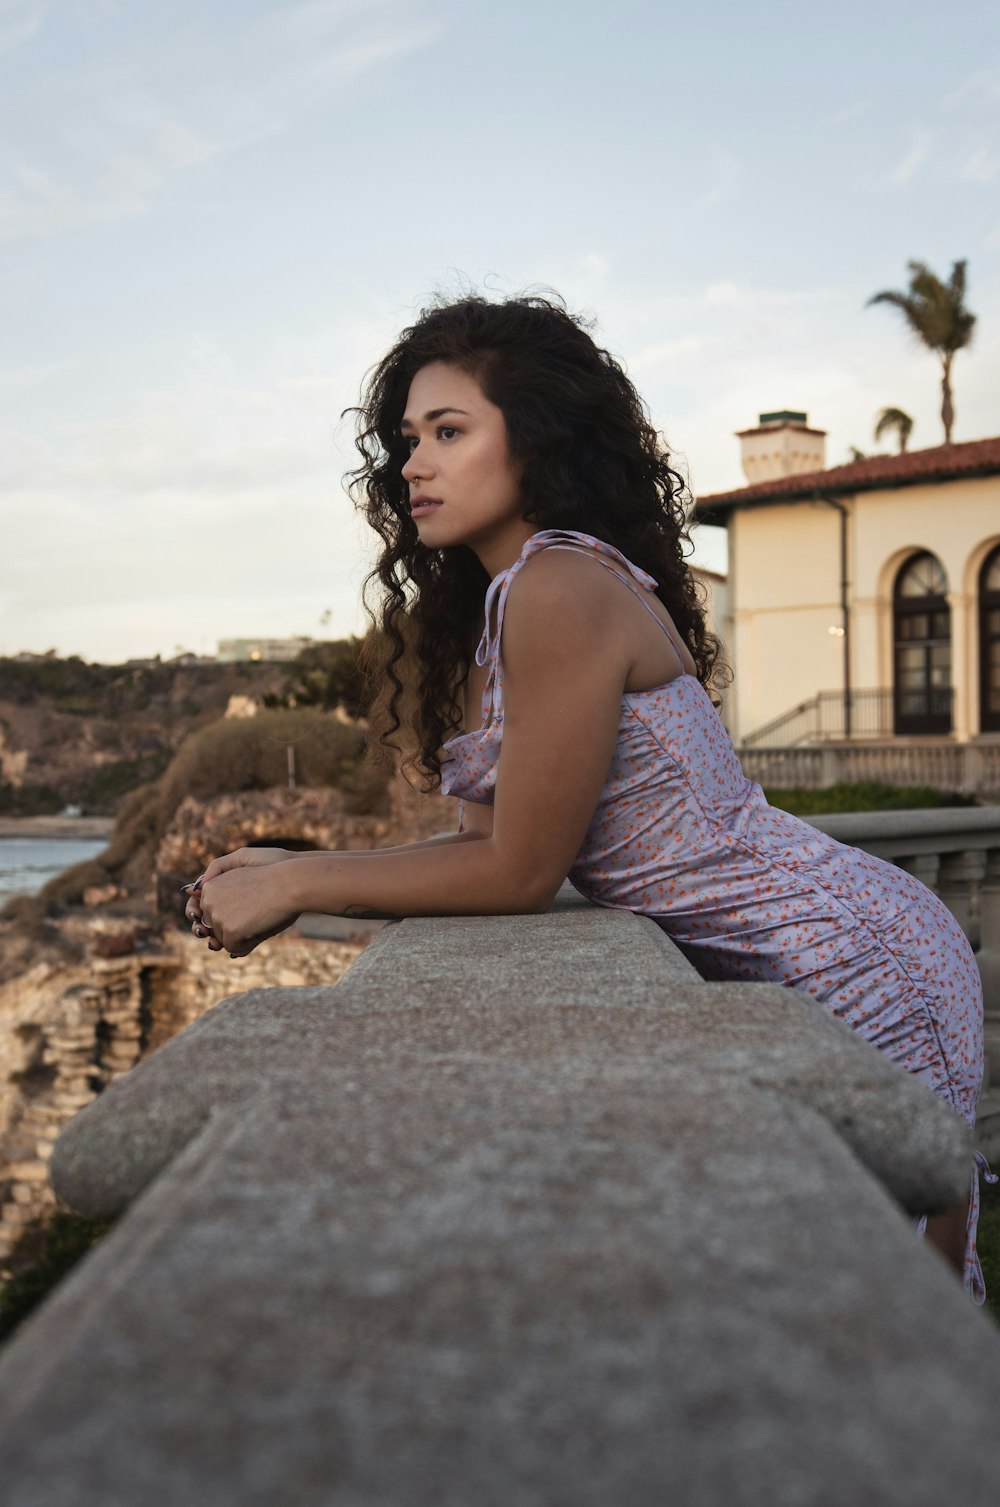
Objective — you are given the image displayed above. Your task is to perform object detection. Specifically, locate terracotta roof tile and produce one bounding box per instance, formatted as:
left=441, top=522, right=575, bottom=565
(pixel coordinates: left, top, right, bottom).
left=695, top=435, right=1000, bottom=516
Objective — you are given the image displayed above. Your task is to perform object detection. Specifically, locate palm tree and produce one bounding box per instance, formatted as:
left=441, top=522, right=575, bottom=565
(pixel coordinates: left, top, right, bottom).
left=866, top=260, right=976, bottom=444
left=874, top=406, right=914, bottom=454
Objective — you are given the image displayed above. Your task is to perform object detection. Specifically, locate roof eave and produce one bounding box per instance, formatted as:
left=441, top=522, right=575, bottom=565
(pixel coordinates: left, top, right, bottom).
left=693, top=461, right=1000, bottom=522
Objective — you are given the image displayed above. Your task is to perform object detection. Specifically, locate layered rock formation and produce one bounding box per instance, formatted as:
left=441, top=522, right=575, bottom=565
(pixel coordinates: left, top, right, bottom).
left=0, top=917, right=366, bottom=1262
left=1, top=768, right=457, bottom=1265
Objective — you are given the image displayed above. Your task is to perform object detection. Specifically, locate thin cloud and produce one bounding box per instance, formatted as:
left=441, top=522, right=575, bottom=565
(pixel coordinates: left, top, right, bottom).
left=959, top=147, right=1000, bottom=182
left=0, top=2, right=438, bottom=245
left=0, top=356, right=78, bottom=394
left=825, top=100, right=869, bottom=128
left=692, top=153, right=740, bottom=212
left=942, top=67, right=1000, bottom=113
left=631, top=335, right=703, bottom=373
left=704, top=282, right=744, bottom=310
left=0, top=0, right=53, bottom=58
left=891, top=131, right=930, bottom=186
left=579, top=252, right=611, bottom=281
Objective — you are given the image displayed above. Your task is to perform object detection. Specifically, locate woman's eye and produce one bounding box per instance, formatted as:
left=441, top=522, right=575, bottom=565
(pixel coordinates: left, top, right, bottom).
left=403, top=426, right=458, bottom=453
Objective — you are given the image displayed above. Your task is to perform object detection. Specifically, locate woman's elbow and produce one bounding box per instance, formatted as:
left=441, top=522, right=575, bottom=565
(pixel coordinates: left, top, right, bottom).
left=508, top=871, right=564, bottom=914
left=488, top=840, right=564, bottom=914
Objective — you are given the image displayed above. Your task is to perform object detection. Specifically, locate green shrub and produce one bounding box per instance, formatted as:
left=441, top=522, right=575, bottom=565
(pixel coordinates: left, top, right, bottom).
left=72, top=752, right=173, bottom=814
left=979, top=1177, right=1000, bottom=1324
left=763, top=781, right=978, bottom=816
left=264, top=637, right=369, bottom=717
left=157, top=710, right=367, bottom=810
left=35, top=859, right=113, bottom=908
left=0, top=782, right=63, bottom=817
left=0, top=1212, right=115, bottom=1344
left=32, top=711, right=389, bottom=913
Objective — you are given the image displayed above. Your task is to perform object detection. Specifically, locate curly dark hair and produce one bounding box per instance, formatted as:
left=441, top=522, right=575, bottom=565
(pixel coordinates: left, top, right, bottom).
left=344, top=290, right=728, bottom=791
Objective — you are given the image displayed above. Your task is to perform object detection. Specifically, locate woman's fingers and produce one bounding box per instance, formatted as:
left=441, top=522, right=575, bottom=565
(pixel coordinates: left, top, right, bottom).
left=180, top=877, right=222, bottom=945
left=185, top=859, right=298, bottom=957
left=181, top=875, right=206, bottom=922
left=202, top=847, right=280, bottom=884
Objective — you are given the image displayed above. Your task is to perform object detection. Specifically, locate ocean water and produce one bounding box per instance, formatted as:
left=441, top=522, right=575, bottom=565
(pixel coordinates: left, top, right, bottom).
left=0, top=838, right=108, bottom=903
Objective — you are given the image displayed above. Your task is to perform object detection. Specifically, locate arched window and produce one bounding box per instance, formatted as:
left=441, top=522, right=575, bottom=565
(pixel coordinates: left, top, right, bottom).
left=980, top=545, right=1000, bottom=733
left=893, top=552, right=952, bottom=735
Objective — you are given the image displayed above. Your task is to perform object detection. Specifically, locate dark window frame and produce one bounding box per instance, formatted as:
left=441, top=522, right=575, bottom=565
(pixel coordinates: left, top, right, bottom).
left=979, top=544, right=1000, bottom=734
left=892, top=552, right=953, bottom=735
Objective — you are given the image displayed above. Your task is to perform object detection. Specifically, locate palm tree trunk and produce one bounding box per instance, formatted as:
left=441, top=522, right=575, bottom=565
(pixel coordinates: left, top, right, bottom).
left=941, top=353, right=954, bottom=444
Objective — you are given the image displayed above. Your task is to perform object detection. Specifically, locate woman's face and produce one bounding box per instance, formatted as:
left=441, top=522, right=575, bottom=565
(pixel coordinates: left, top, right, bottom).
left=400, top=361, right=534, bottom=572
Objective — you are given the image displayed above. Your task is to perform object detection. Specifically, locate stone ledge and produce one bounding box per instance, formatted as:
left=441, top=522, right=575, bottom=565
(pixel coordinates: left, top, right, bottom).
left=48, top=906, right=971, bottom=1222
left=804, top=803, right=1000, bottom=848
left=1, top=904, right=997, bottom=1505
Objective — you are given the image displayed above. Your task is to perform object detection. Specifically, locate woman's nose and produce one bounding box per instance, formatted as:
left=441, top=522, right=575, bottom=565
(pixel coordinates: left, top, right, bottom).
left=402, top=442, right=430, bottom=482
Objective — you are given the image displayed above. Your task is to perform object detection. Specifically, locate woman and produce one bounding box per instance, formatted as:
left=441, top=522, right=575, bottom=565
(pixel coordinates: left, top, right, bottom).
left=185, top=292, right=990, bottom=1301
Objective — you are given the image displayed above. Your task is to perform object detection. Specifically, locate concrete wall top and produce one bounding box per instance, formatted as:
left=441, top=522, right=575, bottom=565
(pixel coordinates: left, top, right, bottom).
left=1, top=897, right=998, bottom=1506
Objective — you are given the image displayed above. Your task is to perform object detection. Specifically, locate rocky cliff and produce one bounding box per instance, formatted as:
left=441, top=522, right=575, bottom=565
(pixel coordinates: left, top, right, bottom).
left=0, top=656, right=293, bottom=815
left=0, top=767, right=456, bottom=1265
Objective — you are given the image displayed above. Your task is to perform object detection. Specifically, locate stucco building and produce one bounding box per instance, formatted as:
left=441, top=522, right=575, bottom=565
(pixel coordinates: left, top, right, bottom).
left=217, top=637, right=314, bottom=664
left=695, top=414, right=1000, bottom=751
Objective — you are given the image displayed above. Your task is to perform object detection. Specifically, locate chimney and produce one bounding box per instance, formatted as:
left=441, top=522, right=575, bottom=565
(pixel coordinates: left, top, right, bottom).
left=737, top=411, right=826, bottom=484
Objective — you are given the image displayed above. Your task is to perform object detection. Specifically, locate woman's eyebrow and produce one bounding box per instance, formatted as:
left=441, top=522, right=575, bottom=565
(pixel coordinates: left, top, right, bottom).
left=399, top=406, right=470, bottom=432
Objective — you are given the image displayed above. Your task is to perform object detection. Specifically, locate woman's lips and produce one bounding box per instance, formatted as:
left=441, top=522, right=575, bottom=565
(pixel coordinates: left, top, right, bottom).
left=411, top=501, right=444, bottom=517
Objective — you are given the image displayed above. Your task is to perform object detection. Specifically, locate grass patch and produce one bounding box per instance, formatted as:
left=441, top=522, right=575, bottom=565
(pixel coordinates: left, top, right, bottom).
left=763, top=781, right=978, bottom=816
left=977, top=1174, right=1000, bottom=1323
left=0, top=1212, right=115, bottom=1344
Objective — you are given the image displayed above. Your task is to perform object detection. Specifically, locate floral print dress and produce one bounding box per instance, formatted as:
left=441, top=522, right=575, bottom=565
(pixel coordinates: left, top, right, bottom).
left=440, top=529, right=993, bottom=1302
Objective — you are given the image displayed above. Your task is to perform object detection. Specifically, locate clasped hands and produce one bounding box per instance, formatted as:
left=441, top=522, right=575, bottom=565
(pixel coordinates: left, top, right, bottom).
left=182, top=847, right=302, bottom=959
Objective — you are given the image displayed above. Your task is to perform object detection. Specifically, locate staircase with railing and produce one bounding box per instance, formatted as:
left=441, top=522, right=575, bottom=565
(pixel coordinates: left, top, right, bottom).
left=741, top=688, right=955, bottom=748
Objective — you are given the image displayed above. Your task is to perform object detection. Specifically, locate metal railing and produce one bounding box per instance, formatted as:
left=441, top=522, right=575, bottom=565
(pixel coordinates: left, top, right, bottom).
left=743, top=688, right=956, bottom=748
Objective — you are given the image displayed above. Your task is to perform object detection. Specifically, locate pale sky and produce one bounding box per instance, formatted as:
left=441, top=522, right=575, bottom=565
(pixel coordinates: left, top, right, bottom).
left=2, top=0, right=999, bottom=663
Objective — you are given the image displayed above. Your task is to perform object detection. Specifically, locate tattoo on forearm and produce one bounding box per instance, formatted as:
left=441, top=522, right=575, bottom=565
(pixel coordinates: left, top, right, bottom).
left=341, top=903, right=403, bottom=921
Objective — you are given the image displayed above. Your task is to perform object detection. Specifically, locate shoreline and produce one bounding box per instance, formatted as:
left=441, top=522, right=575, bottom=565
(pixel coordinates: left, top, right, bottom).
left=0, top=816, right=114, bottom=841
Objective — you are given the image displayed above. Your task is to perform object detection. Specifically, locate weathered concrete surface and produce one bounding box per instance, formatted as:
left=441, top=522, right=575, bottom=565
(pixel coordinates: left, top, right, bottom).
left=47, top=908, right=970, bottom=1221
left=805, top=804, right=1000, bottom=847
left=1, top=905, right=998, bottom=1506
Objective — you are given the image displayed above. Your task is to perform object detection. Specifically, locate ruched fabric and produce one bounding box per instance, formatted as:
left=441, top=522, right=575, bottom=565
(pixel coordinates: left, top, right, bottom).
left=440, top=529, right=992, bottom=1301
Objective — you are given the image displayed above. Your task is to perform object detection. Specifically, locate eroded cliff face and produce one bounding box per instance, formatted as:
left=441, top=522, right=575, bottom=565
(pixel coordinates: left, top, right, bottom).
left=155, top=769, right=453, bottom=883
left=0, top=918, right=367, bottom=1262
left=0, top=658, right=291, bottom=814
left=0, top=770, right=458, bottom=1264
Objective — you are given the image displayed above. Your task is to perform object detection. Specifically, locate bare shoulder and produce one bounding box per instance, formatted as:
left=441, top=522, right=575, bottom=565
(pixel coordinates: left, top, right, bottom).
left=504, top=545, right=622, bottom=627
left=501, top=547, right=633, bottom=688
left=503, top=546, right=633, bottom=666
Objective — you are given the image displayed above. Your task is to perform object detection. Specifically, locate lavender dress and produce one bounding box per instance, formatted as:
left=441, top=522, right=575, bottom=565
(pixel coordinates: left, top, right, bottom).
left=440, top=529, right=992, bottom=1302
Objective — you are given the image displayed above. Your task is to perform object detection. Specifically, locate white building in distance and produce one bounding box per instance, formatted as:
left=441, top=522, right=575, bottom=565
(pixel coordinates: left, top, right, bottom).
left=217, top=637, right=314, bottom=664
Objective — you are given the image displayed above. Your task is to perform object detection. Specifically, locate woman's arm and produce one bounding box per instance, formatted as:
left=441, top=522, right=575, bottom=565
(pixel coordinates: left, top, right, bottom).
left=196, top=551, right=629, bottom=955
left=184, top=819, right=492, bottom=945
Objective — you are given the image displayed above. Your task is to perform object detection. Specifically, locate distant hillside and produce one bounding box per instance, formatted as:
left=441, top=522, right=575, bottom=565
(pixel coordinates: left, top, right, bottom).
left=0, top=648, right=363, bottom=817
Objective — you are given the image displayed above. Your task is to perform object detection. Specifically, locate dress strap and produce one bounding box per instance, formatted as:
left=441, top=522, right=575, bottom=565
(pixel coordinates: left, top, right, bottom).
left=543, top=543, right=688, bottom=677
left=473, top=529, right=665, bottom=725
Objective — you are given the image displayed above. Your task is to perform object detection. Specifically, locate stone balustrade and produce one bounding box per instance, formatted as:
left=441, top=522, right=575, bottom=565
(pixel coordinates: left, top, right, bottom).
left=802, top=804, right=1000, bottom=953
left=1, top=889, right=1000, bottom=1505
left=801, top=806, right=1000, bottom=1151
left=742, top=742, right=1000, bottom=800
